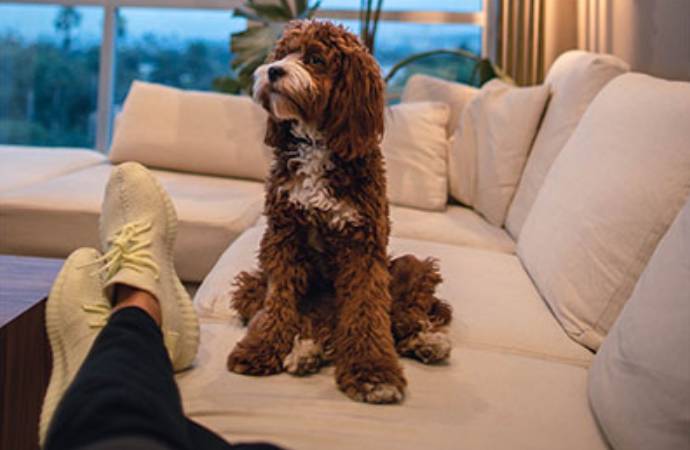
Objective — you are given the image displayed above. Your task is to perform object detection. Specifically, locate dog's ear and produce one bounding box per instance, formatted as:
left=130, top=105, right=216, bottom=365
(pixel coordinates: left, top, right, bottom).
left=321, top=45, right=384, bottom=161
left=264, top=117, right=292, bottom=148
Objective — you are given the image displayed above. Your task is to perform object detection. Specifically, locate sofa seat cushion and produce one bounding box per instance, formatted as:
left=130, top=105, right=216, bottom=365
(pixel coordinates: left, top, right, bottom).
left=0, top=146, right=105, bottom=192
left=389, top=205, right=515, bottom=253
left=195, top=228, right=591, bottom=366
left=178, top=322, right=605, bottom=450
left=0, top=164, right=264, bottom=282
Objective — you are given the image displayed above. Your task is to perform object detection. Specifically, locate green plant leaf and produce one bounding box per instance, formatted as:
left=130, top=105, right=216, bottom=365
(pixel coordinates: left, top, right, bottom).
left=295, top=0, right=307, bottom=15
left=231, top=25, right=277, bottom=68
left=302, top=0, right=321, bottom=18
left=226, top=0, right=321, bottom=94
left=278, top=0, right=294, bottom=17
left=246, top=1, right=293, bottom=21
left=233, top=7, right=266, bottom=23
left=212, top=76, right=243, bottom=94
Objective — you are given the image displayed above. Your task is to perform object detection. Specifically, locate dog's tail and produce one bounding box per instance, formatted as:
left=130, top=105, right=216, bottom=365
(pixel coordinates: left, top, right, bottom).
left=231, top=270, right=268, bottom=324
left=388, top=254, right=452, bottom=341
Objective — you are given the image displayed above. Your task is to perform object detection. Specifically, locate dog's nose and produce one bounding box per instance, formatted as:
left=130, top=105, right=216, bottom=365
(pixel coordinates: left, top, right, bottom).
left=268, top=66, right=286, bottom=83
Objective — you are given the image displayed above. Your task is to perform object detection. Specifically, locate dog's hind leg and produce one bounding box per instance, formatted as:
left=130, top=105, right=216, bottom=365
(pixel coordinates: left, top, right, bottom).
left=231, top=270, right=268, bottom=324
left=389, top=255, right=452, bottom=364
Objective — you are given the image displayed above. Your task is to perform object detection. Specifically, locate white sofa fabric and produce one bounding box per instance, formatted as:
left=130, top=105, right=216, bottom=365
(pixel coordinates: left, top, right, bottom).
left=0, top=146, right=105, bottom=193
left=0, top=164, right=265, bottom=282
left=588, top=196, right=690, bottom=450
left=382, top=101, right=450, bottom=211
left=186, top=229, right=602, bottom=450
left=389, top=205, right=515, bottom=253
left=180, top=323, right=604, bottom=450
left=451, top=79, right=550, bottom=225
left=505, top=50, right=630, bottom=238
left=195, top=225, right=591, bottom=366
left=109, top=81, right=272, bottom=182
left=518, top=73, right=690, bottom=350
left=401, top=73, right=478, bottom=137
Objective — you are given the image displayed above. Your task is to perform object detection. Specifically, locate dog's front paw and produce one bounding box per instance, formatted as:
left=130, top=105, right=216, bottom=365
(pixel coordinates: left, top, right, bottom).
left=283, top=335, right=323, bottom=376
left=337, top=361, right=406, bottom=404
left=227, top=341, right=284, bottom=376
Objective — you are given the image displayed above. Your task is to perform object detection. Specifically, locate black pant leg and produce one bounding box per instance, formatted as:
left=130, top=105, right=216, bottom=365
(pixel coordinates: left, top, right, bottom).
left=45, top=307, right=201, bottom=450
left=45, top=307, right=283, bottom=450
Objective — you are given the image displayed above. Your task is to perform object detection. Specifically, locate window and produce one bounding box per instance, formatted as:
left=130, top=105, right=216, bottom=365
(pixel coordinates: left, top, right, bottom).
left=0, top=4, right=102, bottom=148
left=321, top=0, right=482, bottom=12
left=114, top=8, right=245, bottom=118
left=336, top=20, right=481, bottom=73
left=0, top=0, right=487, bottom=151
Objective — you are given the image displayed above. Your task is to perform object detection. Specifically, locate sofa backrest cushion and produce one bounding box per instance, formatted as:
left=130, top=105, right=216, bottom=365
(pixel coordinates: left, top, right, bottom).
left=401, top=74, right=478, bottom=138
left=517, top=73, right=690, bottom=350
left=588, top=196, right=690, bottom=450
left=110, top=81, right=272, bottom=181
left=383, top=101, right=450, bottom=211
left=505, top=50, right=629, bottom=238
left=452, top=79, right=549, bottom=225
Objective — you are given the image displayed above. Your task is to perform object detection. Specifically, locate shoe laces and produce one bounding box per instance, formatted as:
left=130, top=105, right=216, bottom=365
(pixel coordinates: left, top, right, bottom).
left=95, top=220, right=160, bottom=281
left=82, top=303, right=111, bottom=328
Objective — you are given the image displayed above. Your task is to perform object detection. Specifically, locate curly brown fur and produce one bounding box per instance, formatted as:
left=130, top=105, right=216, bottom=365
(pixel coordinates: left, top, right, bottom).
left=232, top=255, right=452, bottom=365
left=227, top=20, right=451, bottom=403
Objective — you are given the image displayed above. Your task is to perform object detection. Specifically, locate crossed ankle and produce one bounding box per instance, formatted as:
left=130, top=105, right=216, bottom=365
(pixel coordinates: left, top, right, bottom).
left=112, top=284, right=162, bottom=327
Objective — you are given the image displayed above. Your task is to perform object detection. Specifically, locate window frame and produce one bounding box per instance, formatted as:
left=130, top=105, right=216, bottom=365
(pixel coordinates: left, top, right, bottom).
left=3, top=0, right=493, bottom=151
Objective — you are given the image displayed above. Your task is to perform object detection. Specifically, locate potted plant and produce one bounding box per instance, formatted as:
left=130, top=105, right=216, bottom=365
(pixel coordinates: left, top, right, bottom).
left=213, top=0, right=320, bottom=95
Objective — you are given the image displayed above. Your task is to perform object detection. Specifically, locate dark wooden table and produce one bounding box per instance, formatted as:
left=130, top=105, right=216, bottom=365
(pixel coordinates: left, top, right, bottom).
left=0, top=255, right=63, bottom=450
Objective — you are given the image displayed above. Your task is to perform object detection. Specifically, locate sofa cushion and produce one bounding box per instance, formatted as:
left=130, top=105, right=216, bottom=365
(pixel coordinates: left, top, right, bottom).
left=179, top=323, right=606, bottom=450
left=505, top=51, right=629, bottom=238
left=588, top=197, right=690, bottom=450
left=109, top=81, right=272, bottom=181
left=389, top=205, right=515, bottom=253
left=401, top=74, right=478, bottom=137
left=0, top=164, right=264, bottom=282
left=518, top=73, right=690, bottom=350
left=0, top=146, right=105, bottom=192
left=383, top=102, right=450, bottom=211
left=196, top=228, right=591, bottom=366
left=451, top=79, right=549, bottom=225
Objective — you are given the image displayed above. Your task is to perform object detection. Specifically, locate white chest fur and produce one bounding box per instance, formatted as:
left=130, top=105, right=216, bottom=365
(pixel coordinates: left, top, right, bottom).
left=281, top=140, right=360, bottom=230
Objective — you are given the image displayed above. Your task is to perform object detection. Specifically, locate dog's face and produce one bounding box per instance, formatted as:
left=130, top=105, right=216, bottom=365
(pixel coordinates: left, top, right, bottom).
left=253, top=20, right=384, bottom=160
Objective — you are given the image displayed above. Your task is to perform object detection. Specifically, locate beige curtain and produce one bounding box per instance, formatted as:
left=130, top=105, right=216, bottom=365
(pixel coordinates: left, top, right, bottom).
left=492, top=0, right=578, bottom=85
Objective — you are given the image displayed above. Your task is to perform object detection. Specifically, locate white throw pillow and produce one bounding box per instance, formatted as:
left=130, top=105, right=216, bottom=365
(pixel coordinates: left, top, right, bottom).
left=517, top=73, right=690, bottom=350
left=588, top=196, right=690, bottom=450
left=451, top=79, right=549, bottom=226
left=382, top=101, right=450, bottom=211
left=505, top=51, right=629, bottom=238
left=110, top=81, right=271, bottom=181
left=401, top=74, right=478, bottom=137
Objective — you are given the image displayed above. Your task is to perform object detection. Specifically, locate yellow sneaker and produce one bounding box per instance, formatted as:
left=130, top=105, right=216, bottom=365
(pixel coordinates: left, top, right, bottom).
left=39, top=248, right=111, bottom=447
left=98, top=162, right=199, bottom=371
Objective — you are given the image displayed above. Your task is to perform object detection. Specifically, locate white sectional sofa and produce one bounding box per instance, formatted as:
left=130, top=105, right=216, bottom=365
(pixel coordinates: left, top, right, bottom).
left=1, top=50, right=689, bottom=450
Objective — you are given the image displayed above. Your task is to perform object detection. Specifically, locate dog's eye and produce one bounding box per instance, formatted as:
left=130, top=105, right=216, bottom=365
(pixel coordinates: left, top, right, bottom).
left=306, top=54, right=325, bottom=66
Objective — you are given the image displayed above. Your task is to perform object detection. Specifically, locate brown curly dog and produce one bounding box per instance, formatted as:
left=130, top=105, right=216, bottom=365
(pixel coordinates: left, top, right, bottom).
left=227, top=19, right=452, bottom=404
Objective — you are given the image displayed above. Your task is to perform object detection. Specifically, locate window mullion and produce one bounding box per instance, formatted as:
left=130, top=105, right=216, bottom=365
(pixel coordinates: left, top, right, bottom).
left=96, top=3, right=116, bottom=152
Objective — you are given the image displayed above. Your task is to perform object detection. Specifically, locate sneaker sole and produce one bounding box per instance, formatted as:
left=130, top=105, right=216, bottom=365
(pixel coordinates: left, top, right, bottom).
left=142, top=166, right=200, bottom=371
left=39, top=255, right=81, bottom=446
